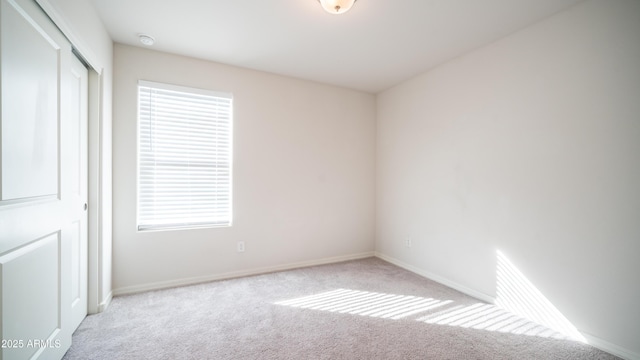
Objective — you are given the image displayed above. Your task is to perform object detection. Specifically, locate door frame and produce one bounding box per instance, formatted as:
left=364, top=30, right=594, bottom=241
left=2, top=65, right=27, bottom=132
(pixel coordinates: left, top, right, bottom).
left=35, top=0, right=111, bottom=314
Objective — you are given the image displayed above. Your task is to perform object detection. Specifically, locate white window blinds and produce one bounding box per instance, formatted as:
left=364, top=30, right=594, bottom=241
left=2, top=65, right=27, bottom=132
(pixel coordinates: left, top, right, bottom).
left=137, top=80, right=232, bottom=231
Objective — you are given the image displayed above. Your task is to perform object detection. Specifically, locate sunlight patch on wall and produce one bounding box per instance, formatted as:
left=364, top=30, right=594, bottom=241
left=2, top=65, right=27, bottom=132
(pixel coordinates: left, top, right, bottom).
left=495, top=250, right=586, bottom=342
left=275, top=288, right=452, bottom=320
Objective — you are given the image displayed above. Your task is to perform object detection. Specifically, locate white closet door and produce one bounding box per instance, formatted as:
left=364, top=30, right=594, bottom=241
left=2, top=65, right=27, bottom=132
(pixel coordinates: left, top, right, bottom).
left=68, top=54, right=89, bottom=334
left=0, top=0, right=88, bottom=358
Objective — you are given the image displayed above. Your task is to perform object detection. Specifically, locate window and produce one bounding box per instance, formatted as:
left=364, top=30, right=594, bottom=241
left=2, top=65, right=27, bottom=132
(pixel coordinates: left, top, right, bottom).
left=137, top=80, right=232, bottom=231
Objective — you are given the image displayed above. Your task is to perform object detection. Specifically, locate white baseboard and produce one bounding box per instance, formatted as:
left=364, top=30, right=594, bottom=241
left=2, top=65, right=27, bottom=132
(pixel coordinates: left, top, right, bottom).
left=375, top=252, right=495, bottom=304
left=97, top=291, right=113, bottom=313
left=113, top=251, right=375, bottom=296
left=375, top=251, right=639, bottom=360
left=582, top=332, right=640, bottom=360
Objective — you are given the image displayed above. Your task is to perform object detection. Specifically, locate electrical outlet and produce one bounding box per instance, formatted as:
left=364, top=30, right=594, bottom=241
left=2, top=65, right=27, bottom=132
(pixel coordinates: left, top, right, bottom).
left=405, top=237, right=412, bottom=248
left=237, top=241, right=245, bottom=252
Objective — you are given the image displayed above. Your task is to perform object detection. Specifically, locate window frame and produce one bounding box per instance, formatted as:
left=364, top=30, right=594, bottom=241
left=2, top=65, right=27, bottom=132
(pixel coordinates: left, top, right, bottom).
left=136, top=80, right=233, bottom=232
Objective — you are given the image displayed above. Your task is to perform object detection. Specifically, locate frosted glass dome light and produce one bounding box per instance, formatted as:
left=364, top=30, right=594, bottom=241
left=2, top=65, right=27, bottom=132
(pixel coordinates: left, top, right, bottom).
left=318, top=0, right=357, bottom=14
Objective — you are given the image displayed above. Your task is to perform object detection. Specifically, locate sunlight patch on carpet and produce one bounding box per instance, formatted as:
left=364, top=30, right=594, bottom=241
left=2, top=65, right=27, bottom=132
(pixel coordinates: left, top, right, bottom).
left=275, top=289, right=452, bottom=320
left=276, top=288, right=573, bottom=341
left=417, top=302, right=568, bottom=339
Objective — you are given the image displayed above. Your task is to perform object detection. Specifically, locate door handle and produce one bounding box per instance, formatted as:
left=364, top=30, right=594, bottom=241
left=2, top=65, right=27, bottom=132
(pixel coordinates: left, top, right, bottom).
left=84, top=203, right=88, bottom=211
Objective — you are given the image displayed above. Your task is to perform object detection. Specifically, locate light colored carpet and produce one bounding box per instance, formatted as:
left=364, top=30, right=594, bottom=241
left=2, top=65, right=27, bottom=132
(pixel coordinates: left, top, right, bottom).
left=63, top=258, right=619, bottom=359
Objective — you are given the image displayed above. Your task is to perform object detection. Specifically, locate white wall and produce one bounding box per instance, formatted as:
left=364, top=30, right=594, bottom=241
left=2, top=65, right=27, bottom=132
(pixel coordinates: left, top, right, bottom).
left=376, top=0, right=640, bottom=358
left=112, top=44, right=376, bottom=293
left=40, top=0, right=113, bottom=311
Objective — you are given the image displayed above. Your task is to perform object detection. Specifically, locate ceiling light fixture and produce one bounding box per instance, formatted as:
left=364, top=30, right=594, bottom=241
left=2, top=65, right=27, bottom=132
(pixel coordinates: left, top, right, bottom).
left=139, top=34, right=155, bottom=46
left=318, top=0, right=357, bottom=15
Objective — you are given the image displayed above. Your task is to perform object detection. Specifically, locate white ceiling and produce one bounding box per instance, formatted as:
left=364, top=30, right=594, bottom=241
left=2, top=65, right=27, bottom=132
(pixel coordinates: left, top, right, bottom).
left=90, top=0, right=585, bottom=93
